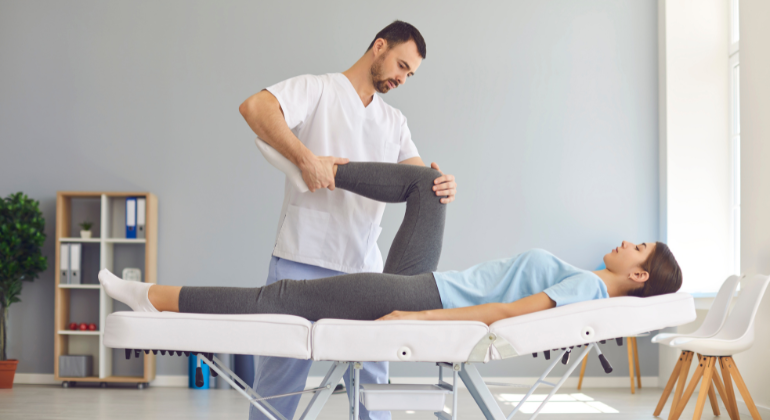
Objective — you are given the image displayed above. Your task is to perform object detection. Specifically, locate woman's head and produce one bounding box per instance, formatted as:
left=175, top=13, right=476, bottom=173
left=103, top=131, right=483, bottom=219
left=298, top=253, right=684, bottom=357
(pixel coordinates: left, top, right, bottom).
left=603, top=241, right=682, bottom=297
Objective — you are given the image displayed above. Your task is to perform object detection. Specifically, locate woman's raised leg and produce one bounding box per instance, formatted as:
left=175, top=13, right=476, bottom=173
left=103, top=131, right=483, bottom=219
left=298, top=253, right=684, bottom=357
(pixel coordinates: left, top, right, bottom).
left=334, top=162, right=446, bottom=275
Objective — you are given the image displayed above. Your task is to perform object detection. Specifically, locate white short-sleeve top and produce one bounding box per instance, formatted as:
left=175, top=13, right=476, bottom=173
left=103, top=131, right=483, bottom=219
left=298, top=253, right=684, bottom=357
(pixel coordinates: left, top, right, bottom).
left=266, top=73, right=420, bottom=273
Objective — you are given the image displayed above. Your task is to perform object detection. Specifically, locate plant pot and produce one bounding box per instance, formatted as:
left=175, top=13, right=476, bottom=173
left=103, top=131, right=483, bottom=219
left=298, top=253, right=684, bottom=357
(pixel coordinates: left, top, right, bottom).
left=80, top=230, right=92, bottom=239
left=0, top=359, right=19, bottom=389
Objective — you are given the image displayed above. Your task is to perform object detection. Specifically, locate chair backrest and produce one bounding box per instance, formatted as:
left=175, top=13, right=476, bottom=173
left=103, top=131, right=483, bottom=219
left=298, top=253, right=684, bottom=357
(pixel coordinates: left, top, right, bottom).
left=690, top=275, right=742, bottom=337
left=714, top=274, right=770, bottom=341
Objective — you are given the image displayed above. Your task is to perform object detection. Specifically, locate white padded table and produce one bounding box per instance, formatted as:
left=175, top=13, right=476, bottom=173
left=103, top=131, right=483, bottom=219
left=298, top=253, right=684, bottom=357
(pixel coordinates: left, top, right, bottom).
left=488, top=292, right=696, bottom=359
left=312, top=319, right=490, bottom=362
left=104, top=312, right=313, bottom=359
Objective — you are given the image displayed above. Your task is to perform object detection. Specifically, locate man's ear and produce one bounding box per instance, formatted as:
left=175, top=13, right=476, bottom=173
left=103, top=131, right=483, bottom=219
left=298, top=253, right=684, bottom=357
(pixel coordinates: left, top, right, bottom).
left=629, top=269, right=650, bottom=284
left=372, top=38, right=388, bottom=56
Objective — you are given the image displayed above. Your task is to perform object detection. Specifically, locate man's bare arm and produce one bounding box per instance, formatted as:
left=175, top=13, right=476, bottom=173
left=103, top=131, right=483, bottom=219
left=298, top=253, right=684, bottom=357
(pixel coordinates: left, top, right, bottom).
left=239, top=90, right=346, bottom=191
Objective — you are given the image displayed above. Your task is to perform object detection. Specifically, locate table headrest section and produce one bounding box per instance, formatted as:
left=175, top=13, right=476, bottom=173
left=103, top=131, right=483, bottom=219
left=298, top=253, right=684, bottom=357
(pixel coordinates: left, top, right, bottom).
left=311, top=319, right=490, bottom=362
left=104, top=311, right=314, bottom=359
left=487, top=292, right=696, bottom=359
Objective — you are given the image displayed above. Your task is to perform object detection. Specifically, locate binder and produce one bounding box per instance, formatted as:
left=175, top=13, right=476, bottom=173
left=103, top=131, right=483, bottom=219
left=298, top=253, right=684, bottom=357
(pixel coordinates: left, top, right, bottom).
left=69, top=243, right=81, bottom=285
left=136, top=198, right=146, bottom=239
left=60, top=243, right=70, bottom=284
left=126, top=197, right=137, bottom=239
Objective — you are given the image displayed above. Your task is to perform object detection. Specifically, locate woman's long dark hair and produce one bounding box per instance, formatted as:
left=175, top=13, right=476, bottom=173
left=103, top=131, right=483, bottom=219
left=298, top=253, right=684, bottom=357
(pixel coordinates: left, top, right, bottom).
left=627, top=242, right=683, bottom=297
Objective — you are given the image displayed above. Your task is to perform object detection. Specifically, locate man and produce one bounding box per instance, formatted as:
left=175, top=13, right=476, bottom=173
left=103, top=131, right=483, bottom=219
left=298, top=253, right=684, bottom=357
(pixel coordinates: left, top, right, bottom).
left=238, top=21, right=457, bottom=420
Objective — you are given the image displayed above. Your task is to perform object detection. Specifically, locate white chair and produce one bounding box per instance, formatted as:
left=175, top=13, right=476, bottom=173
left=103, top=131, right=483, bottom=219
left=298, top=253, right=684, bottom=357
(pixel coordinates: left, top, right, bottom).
left=653, top=275, right=742, bottom=418
left=668, top=274, right=770, bottom=420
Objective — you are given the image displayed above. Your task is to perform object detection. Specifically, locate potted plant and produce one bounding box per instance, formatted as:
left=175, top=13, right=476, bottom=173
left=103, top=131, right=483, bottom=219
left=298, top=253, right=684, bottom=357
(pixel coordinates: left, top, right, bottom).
left=79, top=221, right=93, bottom=239
left=0, top=192, right=47, bottom=388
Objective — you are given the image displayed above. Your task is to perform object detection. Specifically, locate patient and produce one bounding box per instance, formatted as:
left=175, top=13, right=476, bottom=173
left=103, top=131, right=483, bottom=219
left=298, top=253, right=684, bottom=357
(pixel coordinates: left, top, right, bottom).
left=100, top=162, right=682, bottom=326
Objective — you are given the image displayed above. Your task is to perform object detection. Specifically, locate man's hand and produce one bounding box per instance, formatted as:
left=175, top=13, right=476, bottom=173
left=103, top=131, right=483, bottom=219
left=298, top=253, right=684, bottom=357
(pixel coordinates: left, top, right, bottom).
left=376, top=310, right=428, bottom=321
left=431, top=162, right=457, bottom=204
left=299, top=155, right=350, bottom=192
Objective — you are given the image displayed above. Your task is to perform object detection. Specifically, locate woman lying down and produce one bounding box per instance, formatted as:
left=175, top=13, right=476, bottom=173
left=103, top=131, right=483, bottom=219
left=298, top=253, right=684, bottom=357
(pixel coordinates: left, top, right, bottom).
left=100, top=162, right=683, bottom=326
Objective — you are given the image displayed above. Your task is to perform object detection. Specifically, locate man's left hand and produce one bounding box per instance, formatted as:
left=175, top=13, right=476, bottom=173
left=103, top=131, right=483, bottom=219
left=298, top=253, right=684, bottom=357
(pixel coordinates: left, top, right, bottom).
left=431, top=162, right=457, bottom=204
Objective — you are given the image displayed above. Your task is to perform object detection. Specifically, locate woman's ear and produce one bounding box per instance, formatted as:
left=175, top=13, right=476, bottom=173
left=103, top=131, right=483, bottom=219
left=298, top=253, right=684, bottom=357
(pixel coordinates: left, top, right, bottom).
left=629, top=269, right=650, bottom=284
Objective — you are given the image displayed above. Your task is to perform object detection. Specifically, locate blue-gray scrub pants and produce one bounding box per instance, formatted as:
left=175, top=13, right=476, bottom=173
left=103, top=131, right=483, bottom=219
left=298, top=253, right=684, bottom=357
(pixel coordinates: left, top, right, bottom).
left=249, top=255, right=390, bottom=420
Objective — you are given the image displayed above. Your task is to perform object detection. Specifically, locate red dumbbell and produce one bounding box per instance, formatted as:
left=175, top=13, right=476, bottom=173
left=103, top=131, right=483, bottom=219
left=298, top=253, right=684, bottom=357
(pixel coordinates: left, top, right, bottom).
left=79, top=323, right=88, bottom=331
left=68, top=322, right=78, bottom=330
left=88, top=323, right=97, bottom=331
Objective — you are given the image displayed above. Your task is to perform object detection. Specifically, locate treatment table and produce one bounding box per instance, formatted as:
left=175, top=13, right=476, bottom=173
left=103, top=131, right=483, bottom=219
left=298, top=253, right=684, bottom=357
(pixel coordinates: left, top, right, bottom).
left=104, top=292, right=696, bottom=420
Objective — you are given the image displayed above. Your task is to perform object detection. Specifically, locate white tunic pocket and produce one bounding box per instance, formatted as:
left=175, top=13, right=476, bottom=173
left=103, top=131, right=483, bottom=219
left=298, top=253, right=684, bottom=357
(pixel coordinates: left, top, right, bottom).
left=275, top=205, right=331, bottom=260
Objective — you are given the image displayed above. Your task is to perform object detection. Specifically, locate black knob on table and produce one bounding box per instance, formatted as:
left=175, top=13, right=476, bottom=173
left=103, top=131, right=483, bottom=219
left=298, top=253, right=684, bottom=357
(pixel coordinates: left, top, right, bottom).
left=195, top=367, right=204, bottom=387
left=616, top=337, right=623, bottom=346
left=125, top=349, right=132, bottom=360
left=544, top=350, right=551, bottom=360
left=561, top=350, right=571, bottom=365
left=599, top=354, right=613, bottom=373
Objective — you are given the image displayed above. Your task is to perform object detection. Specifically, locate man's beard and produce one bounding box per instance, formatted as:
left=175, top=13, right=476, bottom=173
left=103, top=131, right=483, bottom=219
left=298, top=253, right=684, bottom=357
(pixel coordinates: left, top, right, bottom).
left=370, top=56, right=397, bottom=94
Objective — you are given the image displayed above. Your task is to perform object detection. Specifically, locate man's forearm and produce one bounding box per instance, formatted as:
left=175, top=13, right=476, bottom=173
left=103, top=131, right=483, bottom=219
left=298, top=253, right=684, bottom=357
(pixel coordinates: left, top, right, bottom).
left=239, top=90, right=314, bottom=169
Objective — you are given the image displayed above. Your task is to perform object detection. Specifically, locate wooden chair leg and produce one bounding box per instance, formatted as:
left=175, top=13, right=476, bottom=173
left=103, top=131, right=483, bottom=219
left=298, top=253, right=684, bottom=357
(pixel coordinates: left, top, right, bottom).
left=655, top=351, right=686, bottom=416
left=711, top=366, right=737, bottom=420
left=720, top=356, right=741, bottom=419
left=692, top=357, right=717, bottom=420
left=671, top=353, right=706, bottom=420
left=633, top=337, right=642, bottom=389
left=669, top=351, right=695, bottom=420
left=577, top=353, right=588, bottom=390
left=725, top=356, right=762, bottom=420
left=707, top=381, right=721, bottom=416
left=628, top=337, right=636, bottom=394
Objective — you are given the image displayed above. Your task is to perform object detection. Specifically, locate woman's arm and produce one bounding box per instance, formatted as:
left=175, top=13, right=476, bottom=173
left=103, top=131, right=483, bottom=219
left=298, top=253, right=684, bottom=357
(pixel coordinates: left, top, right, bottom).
left=377, top=292, right=556, bottom=325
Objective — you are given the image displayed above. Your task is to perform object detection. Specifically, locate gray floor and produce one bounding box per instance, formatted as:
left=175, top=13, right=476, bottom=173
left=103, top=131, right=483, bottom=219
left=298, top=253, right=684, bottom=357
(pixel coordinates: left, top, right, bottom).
left=0, top=384, right=731, bottom=420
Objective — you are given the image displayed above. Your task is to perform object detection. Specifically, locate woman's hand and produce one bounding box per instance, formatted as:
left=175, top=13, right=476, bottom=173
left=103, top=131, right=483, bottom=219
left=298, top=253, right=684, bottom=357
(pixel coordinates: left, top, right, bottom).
left=376, top=310, right=427, bottom=321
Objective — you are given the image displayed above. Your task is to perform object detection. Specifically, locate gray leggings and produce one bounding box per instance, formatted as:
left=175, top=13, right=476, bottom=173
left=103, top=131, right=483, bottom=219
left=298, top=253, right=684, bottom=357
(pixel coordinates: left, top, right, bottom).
left=179, top=162, right=446, bottom=321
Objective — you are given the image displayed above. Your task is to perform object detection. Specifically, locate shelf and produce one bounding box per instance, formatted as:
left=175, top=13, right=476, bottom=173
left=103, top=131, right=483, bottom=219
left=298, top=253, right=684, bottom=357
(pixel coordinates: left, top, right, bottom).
left=105, top=238, right=146, bottom=244
left=57, top=375, right=148, bottom=383
left=59, top=237, right=146, bottom=244
left=60, top=237, right=100, bottom=243
left=58, top=330, right=101, bottom=336
left=56, top=191, right=158, bottom=382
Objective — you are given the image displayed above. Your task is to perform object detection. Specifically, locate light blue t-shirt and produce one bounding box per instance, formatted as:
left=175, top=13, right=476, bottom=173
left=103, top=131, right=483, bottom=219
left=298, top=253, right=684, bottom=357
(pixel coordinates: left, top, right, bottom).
left=432, top=249, right=609, bottom=309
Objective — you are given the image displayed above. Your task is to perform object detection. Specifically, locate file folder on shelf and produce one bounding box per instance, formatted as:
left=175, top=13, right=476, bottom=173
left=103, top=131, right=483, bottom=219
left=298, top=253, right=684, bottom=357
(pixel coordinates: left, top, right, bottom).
left=60, top=243, right=70, bottom=284
left=137, top=197, right=146, bottom=239
left=69, top=243, right=81, bottom=284
left=126, top=197, right=137, bottom=239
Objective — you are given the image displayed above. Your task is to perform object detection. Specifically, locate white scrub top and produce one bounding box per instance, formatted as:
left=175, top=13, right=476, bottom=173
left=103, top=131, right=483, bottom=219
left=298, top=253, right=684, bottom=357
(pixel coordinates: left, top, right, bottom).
left=266, top=73, right=420, bottom=274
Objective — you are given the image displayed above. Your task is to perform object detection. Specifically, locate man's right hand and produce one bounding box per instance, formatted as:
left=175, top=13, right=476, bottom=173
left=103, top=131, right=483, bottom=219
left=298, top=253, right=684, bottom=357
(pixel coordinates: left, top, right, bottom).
left=299, top=155, right=350, bottom=191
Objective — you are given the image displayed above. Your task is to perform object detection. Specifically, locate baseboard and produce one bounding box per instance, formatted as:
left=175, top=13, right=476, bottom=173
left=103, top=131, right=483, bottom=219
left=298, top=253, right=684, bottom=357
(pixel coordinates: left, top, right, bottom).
left=736, top=399, right=770, bottom=418
left=13, top=373, right=59, bottom=385
left=306, top=376, right=659, bottom=389
left=14, top=373, right=188, bottom=387
left=15, top=372, right=658, bottom=389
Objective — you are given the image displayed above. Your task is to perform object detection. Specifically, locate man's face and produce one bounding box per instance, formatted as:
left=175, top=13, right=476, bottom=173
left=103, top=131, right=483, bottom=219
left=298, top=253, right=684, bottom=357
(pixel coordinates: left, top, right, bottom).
left=370, top=40, right=423, bottom=94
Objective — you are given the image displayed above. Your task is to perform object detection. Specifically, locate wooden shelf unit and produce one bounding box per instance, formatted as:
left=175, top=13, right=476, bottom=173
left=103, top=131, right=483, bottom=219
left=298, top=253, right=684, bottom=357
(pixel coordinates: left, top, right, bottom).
left=54, top=192, right=158, bottom=385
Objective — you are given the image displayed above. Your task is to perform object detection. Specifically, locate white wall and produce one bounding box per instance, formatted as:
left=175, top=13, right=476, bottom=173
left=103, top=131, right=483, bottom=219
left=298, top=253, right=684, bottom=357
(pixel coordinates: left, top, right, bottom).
left=735, top=0, right=770, bottom=410
left=659, top=0, right=731, bottom=294
left=0, top=0, right=661, bottom=378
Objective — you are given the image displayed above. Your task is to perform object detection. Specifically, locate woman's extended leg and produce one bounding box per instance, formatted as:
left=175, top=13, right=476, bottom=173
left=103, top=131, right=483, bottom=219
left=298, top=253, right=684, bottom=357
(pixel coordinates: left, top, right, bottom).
left=102, top=162, right=446, bottom=317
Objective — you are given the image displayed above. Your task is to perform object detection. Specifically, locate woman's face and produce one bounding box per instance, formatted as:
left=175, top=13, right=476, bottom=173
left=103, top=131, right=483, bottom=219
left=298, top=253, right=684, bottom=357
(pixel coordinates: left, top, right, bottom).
left=603, top=241, right=656, bottom=280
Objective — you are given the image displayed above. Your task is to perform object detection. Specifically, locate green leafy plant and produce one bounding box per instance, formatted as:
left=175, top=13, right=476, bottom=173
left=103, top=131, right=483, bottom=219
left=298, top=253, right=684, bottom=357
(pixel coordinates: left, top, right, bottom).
left=79, top=221, right=93, bottom=231
left=0, top=192, right=47, bottom=361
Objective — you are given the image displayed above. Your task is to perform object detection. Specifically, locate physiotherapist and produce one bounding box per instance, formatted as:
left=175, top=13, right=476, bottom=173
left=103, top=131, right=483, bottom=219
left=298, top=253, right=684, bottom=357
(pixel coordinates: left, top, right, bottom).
left=238, top=21, right=457, bottom=420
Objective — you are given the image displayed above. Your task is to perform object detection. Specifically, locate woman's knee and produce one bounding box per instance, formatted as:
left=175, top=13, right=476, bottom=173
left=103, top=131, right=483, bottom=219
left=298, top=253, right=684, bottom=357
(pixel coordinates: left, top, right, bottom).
left=414, top=167, right=442, bottom=191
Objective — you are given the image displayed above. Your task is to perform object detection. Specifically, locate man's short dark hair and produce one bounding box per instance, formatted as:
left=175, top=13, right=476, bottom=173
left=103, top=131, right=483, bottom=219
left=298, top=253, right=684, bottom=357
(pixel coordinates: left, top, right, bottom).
left=367, top=20, right=426, bottom=59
